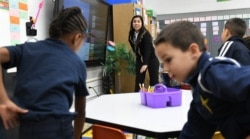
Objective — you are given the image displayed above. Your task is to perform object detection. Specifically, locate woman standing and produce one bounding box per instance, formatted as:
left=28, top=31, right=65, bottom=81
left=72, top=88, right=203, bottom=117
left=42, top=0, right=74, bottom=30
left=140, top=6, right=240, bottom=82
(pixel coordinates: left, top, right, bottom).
left=128, top=15, right=159, bottom=92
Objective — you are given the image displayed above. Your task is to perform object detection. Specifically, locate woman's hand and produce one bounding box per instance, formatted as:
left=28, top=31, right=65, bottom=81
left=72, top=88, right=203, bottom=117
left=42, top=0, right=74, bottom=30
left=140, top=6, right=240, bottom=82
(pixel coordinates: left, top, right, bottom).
left=140, top=65, right=148, bottom=73
left=0, top=100, right=28, bottom=130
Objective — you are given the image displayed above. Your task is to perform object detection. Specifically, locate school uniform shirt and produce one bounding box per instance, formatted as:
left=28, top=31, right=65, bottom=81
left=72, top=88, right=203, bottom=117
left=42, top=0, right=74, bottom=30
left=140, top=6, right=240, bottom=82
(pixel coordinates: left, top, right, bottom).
left=179, top=52, right=250, bottom=139
left=2, top=38, right=89, bottom=121
left=218, top=36, right=250, bottom=66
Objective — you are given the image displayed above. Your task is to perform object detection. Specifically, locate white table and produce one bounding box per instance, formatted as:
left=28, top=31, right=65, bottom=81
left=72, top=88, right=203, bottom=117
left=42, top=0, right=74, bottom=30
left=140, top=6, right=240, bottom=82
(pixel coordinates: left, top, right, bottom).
left=85, top=90, right=192, bottom=138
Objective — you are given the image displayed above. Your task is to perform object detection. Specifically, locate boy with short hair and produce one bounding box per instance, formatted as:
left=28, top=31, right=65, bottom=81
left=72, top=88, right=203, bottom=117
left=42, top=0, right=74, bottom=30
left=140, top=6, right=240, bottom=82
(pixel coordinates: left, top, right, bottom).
left=154, top=21, right=250, bottom=139
left=218, top=18, right=250, bottom=65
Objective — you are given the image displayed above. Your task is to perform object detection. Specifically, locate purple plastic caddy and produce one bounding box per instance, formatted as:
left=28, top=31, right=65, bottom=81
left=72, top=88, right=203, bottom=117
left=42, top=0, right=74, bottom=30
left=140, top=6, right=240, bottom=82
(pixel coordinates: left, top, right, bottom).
left=140, top=91, right=147, bottom=105
left=140, top=84, right=182, bottom=108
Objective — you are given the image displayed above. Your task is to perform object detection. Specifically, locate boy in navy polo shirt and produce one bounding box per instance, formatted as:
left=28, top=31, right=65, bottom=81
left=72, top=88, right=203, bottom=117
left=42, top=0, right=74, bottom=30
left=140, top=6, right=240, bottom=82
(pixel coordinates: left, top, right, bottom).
left=218, top=18, right=250, bottom=65
left=0, top=7, right=89, bottom=139
left=154, top=21, right=250, bottom=139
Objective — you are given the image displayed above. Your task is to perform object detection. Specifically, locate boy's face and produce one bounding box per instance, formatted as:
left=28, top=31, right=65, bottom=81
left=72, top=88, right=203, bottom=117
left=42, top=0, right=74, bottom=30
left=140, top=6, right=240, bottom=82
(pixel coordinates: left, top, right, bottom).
left=221, top=28, right=230, bottom=43
left=155, top=42, right=200, bottom=82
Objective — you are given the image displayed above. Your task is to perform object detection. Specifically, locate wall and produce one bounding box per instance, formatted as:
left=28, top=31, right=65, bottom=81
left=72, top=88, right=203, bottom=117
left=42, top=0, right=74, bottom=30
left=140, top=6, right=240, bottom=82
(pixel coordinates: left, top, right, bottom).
left=142, top=0, right=250, bottom=59
left=143, top=0, right=250, bottom=15
left=0, top=0, right=103, bottom=101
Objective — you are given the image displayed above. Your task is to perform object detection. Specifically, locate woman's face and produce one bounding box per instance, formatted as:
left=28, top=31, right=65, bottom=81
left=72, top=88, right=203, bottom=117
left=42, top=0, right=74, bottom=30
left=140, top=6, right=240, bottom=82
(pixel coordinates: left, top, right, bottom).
left=132, top=17, right=142, bottom=32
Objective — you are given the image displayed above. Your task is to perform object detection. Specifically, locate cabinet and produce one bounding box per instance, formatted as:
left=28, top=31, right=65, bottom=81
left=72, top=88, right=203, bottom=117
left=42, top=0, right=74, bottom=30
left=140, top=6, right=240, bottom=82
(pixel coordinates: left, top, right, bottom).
left=146, top=9, right=158, bottom=40
left=112, top=3, right=157, bottom=93
left=113, top=3, right=144, bottom=43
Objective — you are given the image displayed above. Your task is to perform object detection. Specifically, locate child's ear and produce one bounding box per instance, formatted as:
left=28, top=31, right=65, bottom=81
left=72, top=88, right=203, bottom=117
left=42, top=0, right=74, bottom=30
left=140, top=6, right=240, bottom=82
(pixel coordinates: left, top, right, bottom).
left=224, top=28, right=231, bottom=38
left=71, top=33, right=84, bottom=50
left=72, top=33, right=83, bottom=45
left=188, top=43, right=201, bottom=58
left=69, top=33, right=84, bottom=51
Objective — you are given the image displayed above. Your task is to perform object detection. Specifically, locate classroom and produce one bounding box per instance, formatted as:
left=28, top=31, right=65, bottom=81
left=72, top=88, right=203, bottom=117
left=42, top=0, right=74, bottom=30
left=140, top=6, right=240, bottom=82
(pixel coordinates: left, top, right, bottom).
left=0, top=0, right=250, bottom=139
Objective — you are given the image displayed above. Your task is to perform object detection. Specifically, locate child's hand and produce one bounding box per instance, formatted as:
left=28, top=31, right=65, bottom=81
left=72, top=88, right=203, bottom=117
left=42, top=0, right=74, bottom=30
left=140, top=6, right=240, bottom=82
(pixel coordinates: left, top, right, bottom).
left=0, top=100, right=28, bottom=130
left=246, top=135, right=250, bottom=139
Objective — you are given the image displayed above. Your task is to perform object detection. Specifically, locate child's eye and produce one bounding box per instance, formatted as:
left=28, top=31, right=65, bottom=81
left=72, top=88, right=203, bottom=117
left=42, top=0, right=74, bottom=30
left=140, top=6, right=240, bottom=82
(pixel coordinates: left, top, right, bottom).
left=164, top=58, right=172, bottom=63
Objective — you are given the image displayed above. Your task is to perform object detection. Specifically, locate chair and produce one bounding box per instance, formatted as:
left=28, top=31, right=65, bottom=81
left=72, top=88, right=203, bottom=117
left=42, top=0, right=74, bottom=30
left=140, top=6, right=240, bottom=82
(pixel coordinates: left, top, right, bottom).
left=212, top=131, right=225, bottom=139
left=92, top=124, right=127, bottom=139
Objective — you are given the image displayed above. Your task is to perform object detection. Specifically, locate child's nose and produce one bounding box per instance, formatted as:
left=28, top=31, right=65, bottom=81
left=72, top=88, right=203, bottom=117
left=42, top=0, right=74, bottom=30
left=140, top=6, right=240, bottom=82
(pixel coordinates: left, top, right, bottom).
left=163, top=64, right=169, bottom=72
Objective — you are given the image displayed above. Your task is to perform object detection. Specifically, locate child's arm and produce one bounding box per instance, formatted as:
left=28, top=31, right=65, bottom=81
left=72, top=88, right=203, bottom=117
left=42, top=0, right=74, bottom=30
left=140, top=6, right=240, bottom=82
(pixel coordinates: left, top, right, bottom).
left=202, top=62, right=250, bottom=101
left=0, top=48, right=11, bottom=103
left=179, top=102, right=217, bottom=139
left=0, top=47, right=28, bottom=129
left=74, top=95, right=86, bottom=139
left=232, top=48, right=250, bottom=66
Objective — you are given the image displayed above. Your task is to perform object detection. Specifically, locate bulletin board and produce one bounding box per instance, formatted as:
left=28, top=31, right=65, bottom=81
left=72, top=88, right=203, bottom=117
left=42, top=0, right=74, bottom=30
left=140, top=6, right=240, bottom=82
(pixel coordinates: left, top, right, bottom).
left=0, top=0, right=28, bottom=46
left=157, top=8, right=250, bottom=57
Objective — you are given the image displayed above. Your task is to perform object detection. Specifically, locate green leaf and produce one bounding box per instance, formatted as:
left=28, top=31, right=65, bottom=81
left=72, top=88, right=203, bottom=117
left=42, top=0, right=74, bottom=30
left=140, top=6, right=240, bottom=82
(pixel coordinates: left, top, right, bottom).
left=102, top=43, right=135, bottom=75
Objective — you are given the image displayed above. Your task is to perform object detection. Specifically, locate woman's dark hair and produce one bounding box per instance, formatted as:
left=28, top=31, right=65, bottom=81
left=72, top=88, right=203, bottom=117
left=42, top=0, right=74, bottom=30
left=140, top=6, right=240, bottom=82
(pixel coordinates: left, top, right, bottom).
left=154, top=21, right=206, bottom=52
left=49, top=6, right=87, bottom=38
left=224, top=18, right=246, bottom=37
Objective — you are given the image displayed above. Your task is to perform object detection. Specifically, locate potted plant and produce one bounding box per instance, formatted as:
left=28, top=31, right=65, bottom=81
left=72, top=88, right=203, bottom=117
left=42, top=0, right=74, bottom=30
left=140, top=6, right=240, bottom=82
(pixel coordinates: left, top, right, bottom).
left=102, top=41, right=135, bottom=93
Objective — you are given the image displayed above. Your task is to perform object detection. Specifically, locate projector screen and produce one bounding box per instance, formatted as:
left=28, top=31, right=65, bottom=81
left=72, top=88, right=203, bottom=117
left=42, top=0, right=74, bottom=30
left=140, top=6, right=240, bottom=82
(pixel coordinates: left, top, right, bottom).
left=53, top=0, right=110, bottom=66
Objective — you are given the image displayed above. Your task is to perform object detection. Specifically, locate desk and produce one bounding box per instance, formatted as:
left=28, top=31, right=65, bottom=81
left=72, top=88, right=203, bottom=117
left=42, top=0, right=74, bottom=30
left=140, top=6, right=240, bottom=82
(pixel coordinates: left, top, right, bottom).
left=85, top=90, right=192, bottom=138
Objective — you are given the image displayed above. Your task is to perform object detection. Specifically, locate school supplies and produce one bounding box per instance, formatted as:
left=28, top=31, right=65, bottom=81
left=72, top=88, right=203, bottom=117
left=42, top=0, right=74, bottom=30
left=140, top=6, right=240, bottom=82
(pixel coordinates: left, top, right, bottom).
left=34, top=0, right=44, bottom=28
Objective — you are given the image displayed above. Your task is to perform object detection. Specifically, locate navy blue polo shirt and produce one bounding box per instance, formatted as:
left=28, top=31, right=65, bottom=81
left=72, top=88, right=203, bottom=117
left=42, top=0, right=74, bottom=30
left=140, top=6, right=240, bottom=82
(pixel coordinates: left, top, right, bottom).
left=180, top=52, right=250, bottom=139
left=3, top=38, right=89, bottom=120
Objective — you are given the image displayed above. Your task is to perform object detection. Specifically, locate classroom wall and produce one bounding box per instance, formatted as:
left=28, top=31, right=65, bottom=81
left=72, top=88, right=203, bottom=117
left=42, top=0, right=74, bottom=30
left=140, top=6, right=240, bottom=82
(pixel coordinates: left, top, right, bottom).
left=0, top=0, right=102, bottom=100
left=141, top=0, right=250, bottom=58
left=143, top=0, right=250, bottom=15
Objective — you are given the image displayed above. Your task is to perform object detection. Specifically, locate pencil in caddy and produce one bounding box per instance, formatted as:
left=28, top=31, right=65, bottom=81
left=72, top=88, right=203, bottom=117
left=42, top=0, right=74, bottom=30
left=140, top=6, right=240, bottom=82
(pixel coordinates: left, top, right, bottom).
left=140, top=83, right=182, bottom=108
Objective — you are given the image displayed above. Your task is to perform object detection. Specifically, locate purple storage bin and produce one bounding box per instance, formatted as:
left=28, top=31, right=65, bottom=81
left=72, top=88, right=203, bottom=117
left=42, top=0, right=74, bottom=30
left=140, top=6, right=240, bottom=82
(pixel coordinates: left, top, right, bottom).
left=140, top=91, right=147, bottom=105
left=166, top=88, right=182, bottom=106
left=146, top=92, right=170, bottom=108
left=140, top=86, right=182, bottom=108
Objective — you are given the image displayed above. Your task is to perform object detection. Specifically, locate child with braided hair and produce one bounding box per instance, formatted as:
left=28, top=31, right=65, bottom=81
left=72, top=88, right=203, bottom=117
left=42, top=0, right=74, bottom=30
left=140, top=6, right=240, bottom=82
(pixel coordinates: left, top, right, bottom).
left=0, top=7, right=89, bottom=139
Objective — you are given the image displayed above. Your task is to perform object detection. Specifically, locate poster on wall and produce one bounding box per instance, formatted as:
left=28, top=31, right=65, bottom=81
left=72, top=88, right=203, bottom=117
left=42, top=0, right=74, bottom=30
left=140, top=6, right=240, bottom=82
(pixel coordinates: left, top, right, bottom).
left=135, top=7, right=141, bottom=15
left=19, top=0, right=28, bottom=19
left=0, top=0, right=9, bottom=10
left=9, top=0, right=20, bottom=45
